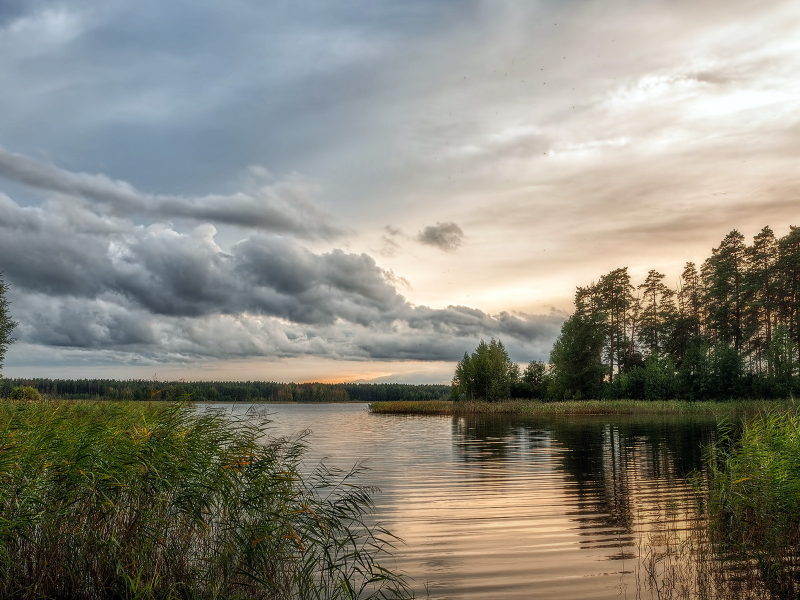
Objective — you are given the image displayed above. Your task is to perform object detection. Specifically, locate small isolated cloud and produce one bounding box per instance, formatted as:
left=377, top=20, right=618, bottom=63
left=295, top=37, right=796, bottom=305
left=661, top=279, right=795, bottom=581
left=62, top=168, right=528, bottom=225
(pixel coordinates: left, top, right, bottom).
left=378, top=225, right=403, bottom=257
left=417, top=222, right=463, bottom=252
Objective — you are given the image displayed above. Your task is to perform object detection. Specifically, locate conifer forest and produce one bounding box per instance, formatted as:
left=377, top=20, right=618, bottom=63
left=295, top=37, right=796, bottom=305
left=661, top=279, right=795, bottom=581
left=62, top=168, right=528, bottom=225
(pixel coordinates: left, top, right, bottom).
left=547, top=225, right=800, bottom=400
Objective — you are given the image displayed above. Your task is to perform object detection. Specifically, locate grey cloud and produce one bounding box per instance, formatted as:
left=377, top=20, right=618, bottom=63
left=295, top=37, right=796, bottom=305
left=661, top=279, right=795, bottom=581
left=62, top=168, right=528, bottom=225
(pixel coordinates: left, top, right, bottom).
left=0, top=194, right=112, bottom=297
left=377, top=226, right=403, bottom=257
left=0, top=147, right=341, bottom=239
left=9, top=293, right=562, bottom=365
left=0, top=147, right=145, bottom=209
left=0, top=190, right=561, bottom=362
left=417, top=221, right=464, bottom=251
left=234, top=235, right=408, bottom=326
left=404, top=305, right=564, bottom=346
left=0, top=0, right=63, bottom=29
left=12, top=293, right=157, bottom=348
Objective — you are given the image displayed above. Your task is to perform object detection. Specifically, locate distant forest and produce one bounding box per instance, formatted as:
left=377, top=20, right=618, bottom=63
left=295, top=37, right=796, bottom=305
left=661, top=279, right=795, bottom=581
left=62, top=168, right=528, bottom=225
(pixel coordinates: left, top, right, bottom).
left=0, top=378, right=448, bottom=403
left=548, top=225, right=800, bottom=400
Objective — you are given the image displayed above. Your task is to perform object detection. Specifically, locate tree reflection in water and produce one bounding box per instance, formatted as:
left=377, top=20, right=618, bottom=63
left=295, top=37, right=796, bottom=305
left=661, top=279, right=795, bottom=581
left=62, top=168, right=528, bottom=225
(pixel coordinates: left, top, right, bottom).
left=451, top=414, right=718, bottom=562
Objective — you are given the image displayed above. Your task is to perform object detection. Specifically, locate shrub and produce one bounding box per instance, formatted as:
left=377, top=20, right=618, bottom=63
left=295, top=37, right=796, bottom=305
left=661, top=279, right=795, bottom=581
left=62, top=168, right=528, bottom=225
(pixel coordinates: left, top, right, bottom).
left=7, top=385, right=41, bottom=401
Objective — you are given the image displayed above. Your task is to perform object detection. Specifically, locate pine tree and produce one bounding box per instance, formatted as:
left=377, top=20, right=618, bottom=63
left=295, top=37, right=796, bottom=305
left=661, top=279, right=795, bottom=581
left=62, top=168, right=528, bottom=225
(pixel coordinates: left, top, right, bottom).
left=549, top=286, right=606, bottom=399
left=678, top=262, right=702, bottom=338
left=637, top=270, right=673, bottom=356
left=595, top=268, right=634, bottom=382
left=703, top=230, right=746, bottom=350
left=743, top=226, right=778, bottom=372
left=777, top=226, right=800, bottom=367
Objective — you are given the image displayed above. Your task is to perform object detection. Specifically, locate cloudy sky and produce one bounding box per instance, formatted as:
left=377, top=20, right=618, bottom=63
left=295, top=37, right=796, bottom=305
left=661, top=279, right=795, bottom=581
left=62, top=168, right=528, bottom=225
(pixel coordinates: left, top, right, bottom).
left=1, top=0, right=799, bottom=383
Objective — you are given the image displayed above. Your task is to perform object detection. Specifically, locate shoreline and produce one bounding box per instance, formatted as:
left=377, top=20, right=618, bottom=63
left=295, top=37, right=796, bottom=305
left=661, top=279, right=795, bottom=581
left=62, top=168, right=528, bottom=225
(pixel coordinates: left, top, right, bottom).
left=368, top=398, right=797, bottom=416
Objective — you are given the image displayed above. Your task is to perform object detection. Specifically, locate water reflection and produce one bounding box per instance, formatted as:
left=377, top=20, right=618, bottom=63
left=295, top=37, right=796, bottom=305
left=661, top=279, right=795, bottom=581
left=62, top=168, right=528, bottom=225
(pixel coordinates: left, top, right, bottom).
left=231, top=403, right=724, bottom=600
left=451, top=415, right=718, bottom=563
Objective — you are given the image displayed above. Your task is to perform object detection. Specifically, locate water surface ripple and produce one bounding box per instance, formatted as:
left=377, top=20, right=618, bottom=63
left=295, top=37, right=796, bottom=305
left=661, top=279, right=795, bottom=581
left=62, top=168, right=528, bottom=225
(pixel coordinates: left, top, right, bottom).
left=208, top=403, right=718, bottom=600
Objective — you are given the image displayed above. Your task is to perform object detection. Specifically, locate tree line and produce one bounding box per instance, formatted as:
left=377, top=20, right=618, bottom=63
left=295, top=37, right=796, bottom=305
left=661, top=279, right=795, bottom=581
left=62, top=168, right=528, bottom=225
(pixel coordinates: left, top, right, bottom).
left=0, top=378, right=449, bottom=403
left=6, top=225, right=800, bottom=403
left=454, top=225, right=800, bottom=401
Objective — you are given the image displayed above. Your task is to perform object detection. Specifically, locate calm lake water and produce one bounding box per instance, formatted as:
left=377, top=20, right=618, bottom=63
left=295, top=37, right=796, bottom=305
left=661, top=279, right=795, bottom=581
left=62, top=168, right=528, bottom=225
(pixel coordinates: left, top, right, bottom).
left=206, top=403, right=720, bottom=600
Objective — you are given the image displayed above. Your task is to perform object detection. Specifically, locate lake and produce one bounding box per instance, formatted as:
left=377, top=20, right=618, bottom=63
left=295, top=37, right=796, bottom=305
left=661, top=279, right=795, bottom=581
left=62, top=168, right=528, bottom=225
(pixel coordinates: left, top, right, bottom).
left=208, top=403, right=720, bottom=599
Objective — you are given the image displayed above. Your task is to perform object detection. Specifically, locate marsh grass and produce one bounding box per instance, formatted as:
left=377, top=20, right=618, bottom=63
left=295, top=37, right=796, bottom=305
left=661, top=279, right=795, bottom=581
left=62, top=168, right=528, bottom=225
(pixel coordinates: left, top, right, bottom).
left=703, top=409, right=800, bottom=598
left=631, top=409, right=800, bottom=600
left=0, top=400, right=412, bottom=600
left=368, top=399, right=791, bottom=417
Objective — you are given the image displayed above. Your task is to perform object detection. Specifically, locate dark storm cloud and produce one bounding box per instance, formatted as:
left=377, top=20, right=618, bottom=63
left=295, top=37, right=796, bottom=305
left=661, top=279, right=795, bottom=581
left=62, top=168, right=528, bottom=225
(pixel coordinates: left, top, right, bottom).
left=417, top=222, right=464, bottom=251
left=0, top=194, right=113, bottom=297
left=0, top=191, right=561, bottom=362
left=235, top=236, right=408, bottom=326
left=0, top=147, right=341, bottom=239
left=11, top=293, right=157, bottom=348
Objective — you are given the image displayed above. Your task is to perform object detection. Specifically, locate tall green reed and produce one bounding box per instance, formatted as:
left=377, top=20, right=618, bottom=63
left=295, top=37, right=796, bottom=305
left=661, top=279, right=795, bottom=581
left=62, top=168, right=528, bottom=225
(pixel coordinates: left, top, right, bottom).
left=631, top=409, right=800, bottom=599
left=704, top=409, right=800, bottom=598
left=0, top=400, right=412, bottom=599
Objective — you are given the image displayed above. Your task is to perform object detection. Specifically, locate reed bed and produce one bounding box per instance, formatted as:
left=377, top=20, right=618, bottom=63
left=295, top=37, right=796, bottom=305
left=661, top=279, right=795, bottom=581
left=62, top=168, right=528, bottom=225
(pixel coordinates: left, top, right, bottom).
left=630, top=408, right=800, bottom=600
left=0, top=400, right=412, bottom=600
left=369, top=399, right=790, bottom=417
left=703, top=409, right=800, bottom=598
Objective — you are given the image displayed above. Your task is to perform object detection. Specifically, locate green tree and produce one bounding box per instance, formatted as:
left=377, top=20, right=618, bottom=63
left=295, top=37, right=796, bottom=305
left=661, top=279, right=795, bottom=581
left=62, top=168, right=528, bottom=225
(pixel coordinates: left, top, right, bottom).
left=642, top=355, right=676, bottom=400
left=743, top=226, right=779, bottom=371
left=548, top=312, right=605, bottom=400
left=0, top=274, right=18, bottom=377
left=512, top=360, right=550, bottom=399
left=777, top=226, right=800, bottom=368
left=9, top=386, right=42, bottom=401
left=637, top=270, right=675, bottom=356
left=676, top=337, right=711, bottom=400
left=665, top=262, right=704, bottom=369
left=678, top=262, right=702, bottom=338
left=765, top=324, right=797, bottom=397
left=708, top=343, right=745, bottom=399
left=595, top=268, right=634, bottom=382
left=702, top=230, right=746, bottom=350
left=451, top=339, right=519, bottom=401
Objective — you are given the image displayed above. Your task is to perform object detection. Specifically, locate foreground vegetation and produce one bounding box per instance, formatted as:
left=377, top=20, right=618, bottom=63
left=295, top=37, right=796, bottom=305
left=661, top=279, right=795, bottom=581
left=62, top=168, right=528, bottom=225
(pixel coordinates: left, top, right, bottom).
left=369, top=398, right=793, bottom=416
left=0, top=400, right=411, bottom=599
left=703, top=409, right=800, bottom=597
left=634, top=409, right=800, bottom=600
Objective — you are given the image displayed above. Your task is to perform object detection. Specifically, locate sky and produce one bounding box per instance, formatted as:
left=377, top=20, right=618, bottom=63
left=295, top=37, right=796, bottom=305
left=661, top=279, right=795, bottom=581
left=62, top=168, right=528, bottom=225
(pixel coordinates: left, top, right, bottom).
left=1, top=0, right=799, bottom=383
